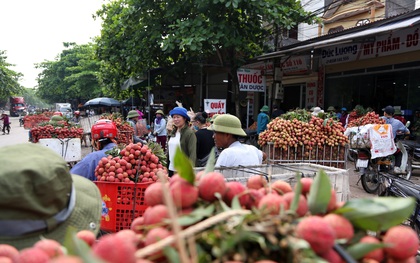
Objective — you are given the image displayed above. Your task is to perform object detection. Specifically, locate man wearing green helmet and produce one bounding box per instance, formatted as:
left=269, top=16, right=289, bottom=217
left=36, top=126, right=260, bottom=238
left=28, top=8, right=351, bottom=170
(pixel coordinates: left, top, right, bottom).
left=208, top=114, right=265, bottom=167
left=257, top=105, right=270, bottom=135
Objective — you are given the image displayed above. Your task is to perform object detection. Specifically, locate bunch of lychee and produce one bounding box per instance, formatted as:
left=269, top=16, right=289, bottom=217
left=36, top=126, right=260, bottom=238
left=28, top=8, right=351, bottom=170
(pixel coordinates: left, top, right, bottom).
left=94, top=142, right=167, bottom=183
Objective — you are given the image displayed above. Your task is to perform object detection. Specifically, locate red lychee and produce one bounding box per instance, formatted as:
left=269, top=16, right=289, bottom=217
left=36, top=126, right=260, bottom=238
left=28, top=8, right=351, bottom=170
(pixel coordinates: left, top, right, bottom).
left=319, top=248, right=343, bottom=263
left=383, top=225, right=419, bottom=260
left=327, top=189, right=337, bottom=212
left=223, top=181, right=250, bottom=207
left=116, top=229, right=140, bottom=247
left=170, top=179, right=199, bottom=208
left=76, top=230, right=96, bottom=247
left=246, top=175, right=267, bottom=190
left=144, top=182, right=166, bottom=206
left=198, top=172, right=227, bottom=202
left=359, top=235, right=384, bottom=262
left=145, top=227, right=172, bottom=245
left=295, top=215, right=336, bottom=255
left=0, top=257, right=12, bottom=263
left=15, top=247, right=50, bottom=263
left=282, top=192, right=308, bottom=217
left=49, top=255, right=84, bottom=263
left=92, top=234, right=136, bottom=263
left=131, top=216, right=145, bottom=233
left=0, top=244, right=19, bottom=259
left=271, top=180, right=292, bottom=194
left=295, top=177, right=313, bottom=196
left=322, top=214, right=354, bottom=241
left=33, top=239, right=64, bottom=258
left=143, top=204, right=169, bottom=225
left=258, top=193, right=288, bottom=215
left=245, top=189, right=265, bottom=209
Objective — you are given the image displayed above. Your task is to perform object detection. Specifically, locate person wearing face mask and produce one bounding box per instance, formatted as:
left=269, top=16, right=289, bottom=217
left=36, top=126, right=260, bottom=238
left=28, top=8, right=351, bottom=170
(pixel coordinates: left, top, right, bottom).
left=167, top=106, right=197, bottom=176
left=194, top=112, right=215, bottom=167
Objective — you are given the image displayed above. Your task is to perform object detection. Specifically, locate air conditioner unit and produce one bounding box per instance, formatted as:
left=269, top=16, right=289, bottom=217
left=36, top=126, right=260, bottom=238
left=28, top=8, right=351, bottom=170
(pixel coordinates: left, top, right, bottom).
left=274, top=83, right=284, bottom=100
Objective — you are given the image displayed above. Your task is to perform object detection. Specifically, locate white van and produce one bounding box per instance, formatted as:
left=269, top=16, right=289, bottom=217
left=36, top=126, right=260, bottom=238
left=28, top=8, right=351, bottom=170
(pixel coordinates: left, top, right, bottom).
left=59, top=106, right=73, bottom=119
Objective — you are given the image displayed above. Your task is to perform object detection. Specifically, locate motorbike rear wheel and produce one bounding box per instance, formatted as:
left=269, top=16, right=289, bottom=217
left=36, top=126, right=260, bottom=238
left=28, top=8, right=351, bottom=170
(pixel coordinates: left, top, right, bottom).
left=347, top=149, right=357, bottom=162
left=361, top=169, right=380, bottom=194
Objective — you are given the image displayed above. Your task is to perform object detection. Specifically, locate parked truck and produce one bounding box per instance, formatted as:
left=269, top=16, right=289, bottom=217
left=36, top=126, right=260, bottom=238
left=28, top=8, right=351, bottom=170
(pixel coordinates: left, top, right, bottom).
left=9, top=97, right=27, bottom=117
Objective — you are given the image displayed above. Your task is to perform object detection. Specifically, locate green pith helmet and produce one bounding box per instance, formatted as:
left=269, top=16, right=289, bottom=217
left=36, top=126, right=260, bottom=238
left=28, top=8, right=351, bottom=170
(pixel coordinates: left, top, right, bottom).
left=208, top=114, right=246, bottom=137
left=50, top=115, right=64, bottom=122
left=327, top=106, right=335, bottom=112
left=127, top=110, right=140, bottom=119
left=210, top=114, right=220, bottom=123
left=260, top=105, right=269, bottom=112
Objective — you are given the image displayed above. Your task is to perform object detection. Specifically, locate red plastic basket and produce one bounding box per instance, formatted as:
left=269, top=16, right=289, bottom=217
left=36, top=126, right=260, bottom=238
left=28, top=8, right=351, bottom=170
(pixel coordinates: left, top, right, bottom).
left=95, top=181, right=153, bottom=232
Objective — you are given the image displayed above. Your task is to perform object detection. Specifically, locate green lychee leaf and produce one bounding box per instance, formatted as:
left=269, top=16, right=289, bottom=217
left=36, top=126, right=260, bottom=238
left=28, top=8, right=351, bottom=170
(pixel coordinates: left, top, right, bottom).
left=176, top=204, right=215, bottom=226
left=163, top=245, right=181, bottom=263
left=345, top=242, right=388, bottom=260
left=215, top=192, right=232, bottom=211
left=231, top=195, right=242, bottom=210
left=290, top=172, right=302, bottom=212
left=203, top=147, right=216, bottom=175
left=173, top=146, right=195, bottom=184
left=307, top=170, right=332, bottom=215
left=335, top=197, right=416, bottom=231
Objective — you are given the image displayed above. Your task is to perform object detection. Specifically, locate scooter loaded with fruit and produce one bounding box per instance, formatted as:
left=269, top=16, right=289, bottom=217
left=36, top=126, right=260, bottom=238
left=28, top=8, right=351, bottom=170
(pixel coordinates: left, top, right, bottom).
left=355, top=123, right=412, bottom=194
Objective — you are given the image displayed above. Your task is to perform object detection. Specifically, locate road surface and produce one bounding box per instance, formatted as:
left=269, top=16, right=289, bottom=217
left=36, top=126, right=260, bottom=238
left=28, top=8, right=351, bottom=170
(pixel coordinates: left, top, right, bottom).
left=0, top=114, right=30, bottom=147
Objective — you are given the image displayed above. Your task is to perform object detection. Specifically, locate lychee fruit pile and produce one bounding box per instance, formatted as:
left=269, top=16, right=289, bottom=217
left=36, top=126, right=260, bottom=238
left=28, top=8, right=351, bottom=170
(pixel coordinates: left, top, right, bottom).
left=94, top=142, right=167, bottom=183
left=0, top=169, right=418, bottom=262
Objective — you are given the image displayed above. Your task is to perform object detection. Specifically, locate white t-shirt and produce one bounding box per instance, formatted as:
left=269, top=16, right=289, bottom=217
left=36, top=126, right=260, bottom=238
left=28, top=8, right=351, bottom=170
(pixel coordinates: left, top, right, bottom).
left=168, top=131, right=181, bottom=171
left=215, top=141, right=262, bottom=167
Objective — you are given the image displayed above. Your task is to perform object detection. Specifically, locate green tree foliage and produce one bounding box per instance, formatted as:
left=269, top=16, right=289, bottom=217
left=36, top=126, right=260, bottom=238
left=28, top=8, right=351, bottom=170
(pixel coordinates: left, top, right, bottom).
left=36, top=42, right=102, bottom=104
left=0, top=50, right=23, bottom=103
left=95, top=0, right=316, bottom=114
left=21, top=88, right=52, bottom=109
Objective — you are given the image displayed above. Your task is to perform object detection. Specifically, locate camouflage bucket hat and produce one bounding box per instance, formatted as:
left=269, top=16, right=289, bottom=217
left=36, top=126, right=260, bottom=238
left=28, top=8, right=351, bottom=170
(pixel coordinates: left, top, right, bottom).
left=208, top=114, right=247, bottom=137
left=0, top=144, right=102, bottom=250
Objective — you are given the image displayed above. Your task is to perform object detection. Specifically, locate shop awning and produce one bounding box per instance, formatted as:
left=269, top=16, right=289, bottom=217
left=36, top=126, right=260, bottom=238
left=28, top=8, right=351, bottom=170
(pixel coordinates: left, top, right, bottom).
left=257, top=14, right=420, bottom=60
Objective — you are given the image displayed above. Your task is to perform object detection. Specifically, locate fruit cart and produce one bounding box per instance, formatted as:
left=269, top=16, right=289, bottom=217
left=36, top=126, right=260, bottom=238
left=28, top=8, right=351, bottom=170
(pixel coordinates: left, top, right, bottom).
left=195, top=163, right=350, bottom=202
left=79, top=115, right=101, bottom=143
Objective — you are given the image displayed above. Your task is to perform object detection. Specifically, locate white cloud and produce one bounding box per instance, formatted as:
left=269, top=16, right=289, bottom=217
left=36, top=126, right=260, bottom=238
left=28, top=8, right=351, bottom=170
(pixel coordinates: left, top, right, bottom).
left=0, top=0, right=104, bottom=88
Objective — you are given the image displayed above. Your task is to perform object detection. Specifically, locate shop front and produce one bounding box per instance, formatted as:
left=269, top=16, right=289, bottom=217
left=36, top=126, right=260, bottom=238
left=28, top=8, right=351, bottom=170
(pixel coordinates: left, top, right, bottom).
left=257, top=9, right=420, bottom=119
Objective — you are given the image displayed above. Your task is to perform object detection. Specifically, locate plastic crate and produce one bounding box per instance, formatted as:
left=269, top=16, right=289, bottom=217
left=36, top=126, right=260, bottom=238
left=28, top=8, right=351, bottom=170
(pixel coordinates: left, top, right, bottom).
left=195, top=163, right=350, bottom=202
left=95, top=181, right=154, bottom=232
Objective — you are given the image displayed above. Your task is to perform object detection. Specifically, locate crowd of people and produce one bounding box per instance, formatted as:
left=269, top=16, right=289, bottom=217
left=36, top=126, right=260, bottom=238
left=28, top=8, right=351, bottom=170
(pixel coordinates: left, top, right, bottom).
left=2, top=102, right=420, bottom=251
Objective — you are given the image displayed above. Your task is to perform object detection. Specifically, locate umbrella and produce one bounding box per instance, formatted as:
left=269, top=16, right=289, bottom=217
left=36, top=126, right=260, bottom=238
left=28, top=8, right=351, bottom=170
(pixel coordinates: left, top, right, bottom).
left=84, top=97, right=121, bottom=107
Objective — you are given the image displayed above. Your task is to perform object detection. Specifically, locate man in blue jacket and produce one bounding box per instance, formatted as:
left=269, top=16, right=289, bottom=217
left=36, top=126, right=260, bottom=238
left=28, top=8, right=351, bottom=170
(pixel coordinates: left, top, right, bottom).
left=257, top=105, right=270, bottom=135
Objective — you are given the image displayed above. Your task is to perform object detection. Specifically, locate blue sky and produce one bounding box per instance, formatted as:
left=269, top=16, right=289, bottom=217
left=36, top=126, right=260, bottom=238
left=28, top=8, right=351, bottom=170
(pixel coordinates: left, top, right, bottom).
left=0, top=0, right=104, bottom=88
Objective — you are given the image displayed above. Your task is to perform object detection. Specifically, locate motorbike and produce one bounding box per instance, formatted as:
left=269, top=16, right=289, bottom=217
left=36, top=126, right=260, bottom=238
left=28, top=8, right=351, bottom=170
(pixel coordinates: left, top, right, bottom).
left=377, top=172, right=420, bottom=250
left=19, top=111, right=27, bottom=127
left=356, top=131, right=412, bottom=194
left=401, top=139, right=420, bottom=172
left=19, top=116, right=24, bottom=127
